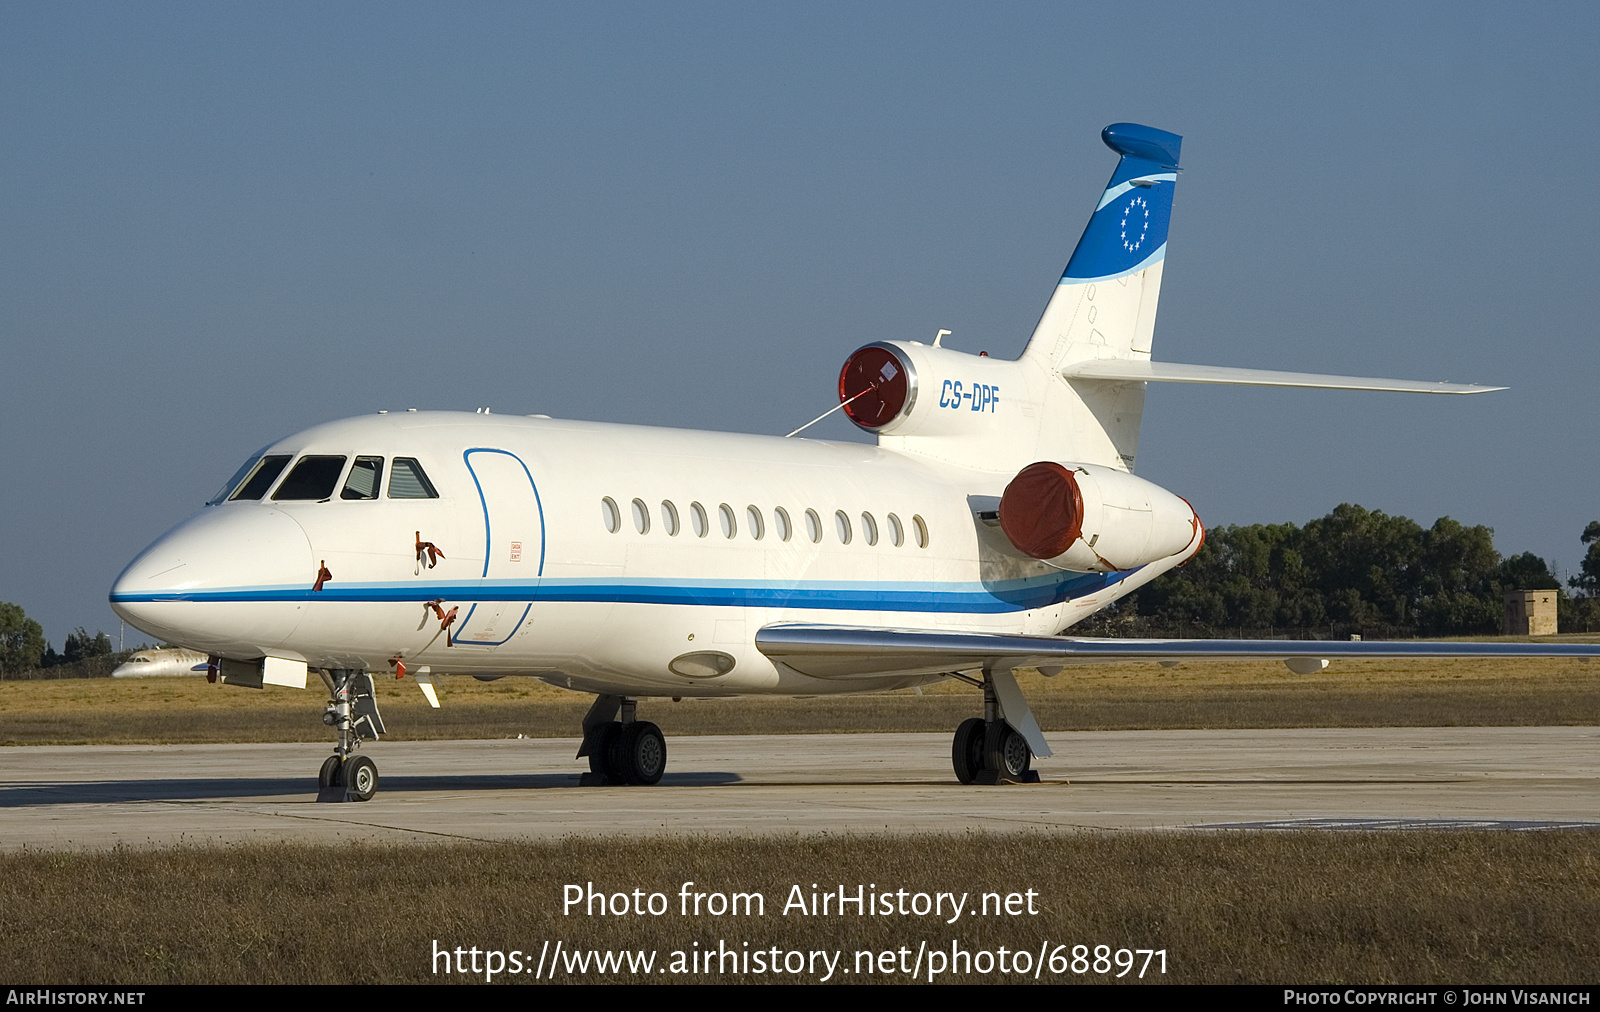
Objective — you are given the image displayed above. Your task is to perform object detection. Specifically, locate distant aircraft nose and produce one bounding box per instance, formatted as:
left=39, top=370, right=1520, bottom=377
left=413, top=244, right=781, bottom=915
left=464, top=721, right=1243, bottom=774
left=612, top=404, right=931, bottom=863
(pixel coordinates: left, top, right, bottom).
left=110, top=506, right=315, bottom=652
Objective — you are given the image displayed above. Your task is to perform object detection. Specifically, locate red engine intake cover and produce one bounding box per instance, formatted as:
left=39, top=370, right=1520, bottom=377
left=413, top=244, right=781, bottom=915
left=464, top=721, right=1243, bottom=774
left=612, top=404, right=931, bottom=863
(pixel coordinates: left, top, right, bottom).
left=998, top=462, right=1085, bottom=559
left=838, top=345, right=910, bottom=429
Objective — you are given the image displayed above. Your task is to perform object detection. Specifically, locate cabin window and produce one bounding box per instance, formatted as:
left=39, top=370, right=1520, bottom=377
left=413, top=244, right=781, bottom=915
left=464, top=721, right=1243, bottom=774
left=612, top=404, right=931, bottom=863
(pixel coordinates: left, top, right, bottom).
left=388, top=458, right=439, bottom=499
left=746, top=505, right=765, bottom=541
left=660, top=500, right=680, bottom=536
left=273, top=456, right=348, bottom=501
left=913, top=514, right=929, bottom=549
left=805, top=509, right=822, bottom=543
left=601, top=497, right=621, bottom=533
left=719, top=503, right=737, bottom=539
left=632, top=498, right=651, bottom=534
left=226, top=454, right=292, bottom=502
left=861, top=512, right=879, bottom=546
left=774, top=507, right=792, bottom=542
left=690, top=502, right=709, bottom=538
left=341, top=456, right=384, bottom=500
left=834, top=510, right=852, bottom=545
left=887, top=513, right=904, bottom=547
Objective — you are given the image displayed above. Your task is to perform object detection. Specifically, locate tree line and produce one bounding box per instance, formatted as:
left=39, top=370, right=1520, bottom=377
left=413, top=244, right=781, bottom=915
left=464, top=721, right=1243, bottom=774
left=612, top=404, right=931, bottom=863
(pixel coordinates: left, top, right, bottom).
left=1078, top=505, right=1600, bottom=639
left=0, top=605, right=123, bottom=678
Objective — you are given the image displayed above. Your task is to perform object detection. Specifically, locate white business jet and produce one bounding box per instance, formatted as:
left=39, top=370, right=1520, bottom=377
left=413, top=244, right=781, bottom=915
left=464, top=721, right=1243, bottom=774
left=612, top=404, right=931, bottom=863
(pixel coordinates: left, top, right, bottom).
left=110, top=123, right=1599, bottom=801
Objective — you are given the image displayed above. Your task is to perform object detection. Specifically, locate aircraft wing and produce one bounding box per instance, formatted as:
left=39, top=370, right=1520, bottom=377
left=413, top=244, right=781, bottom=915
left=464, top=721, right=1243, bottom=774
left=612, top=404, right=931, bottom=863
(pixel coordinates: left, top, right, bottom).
left=755, top=623, right=1600, bottom=680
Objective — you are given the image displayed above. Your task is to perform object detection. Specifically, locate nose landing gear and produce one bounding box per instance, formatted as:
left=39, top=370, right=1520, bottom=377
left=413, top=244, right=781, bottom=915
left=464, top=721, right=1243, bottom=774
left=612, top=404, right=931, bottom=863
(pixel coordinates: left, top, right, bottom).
left=315, top=669, right=386, bottom=802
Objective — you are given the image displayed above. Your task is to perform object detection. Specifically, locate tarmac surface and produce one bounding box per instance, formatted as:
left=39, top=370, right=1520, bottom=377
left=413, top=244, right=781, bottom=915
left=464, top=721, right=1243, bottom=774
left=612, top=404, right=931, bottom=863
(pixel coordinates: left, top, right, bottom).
left=3, top=727, right=1597, bottom=849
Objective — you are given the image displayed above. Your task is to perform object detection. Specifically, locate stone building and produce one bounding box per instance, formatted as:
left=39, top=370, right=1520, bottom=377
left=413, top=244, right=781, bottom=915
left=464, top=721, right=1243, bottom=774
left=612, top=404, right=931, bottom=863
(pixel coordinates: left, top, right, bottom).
left=1503, top=589, right=1559, bottom=636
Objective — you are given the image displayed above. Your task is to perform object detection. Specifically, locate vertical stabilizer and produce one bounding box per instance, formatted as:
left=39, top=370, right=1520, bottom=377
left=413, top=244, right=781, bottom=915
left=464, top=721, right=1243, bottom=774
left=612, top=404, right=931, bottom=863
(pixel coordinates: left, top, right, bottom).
left=1021, top=123, right=1181, bottom=471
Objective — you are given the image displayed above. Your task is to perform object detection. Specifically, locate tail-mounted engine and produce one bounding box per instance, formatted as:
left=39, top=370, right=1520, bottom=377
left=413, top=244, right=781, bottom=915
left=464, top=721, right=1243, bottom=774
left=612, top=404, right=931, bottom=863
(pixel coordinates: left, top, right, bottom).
left=838, top=341, right=1027, bottom=439
left=997, top=460, right=1202, bottom=573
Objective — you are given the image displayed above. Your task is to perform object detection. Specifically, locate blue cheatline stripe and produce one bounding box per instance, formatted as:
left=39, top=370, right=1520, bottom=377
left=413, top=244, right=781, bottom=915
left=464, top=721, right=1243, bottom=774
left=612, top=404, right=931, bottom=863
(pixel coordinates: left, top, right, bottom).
left=109, top=569, right=1140, bottom=615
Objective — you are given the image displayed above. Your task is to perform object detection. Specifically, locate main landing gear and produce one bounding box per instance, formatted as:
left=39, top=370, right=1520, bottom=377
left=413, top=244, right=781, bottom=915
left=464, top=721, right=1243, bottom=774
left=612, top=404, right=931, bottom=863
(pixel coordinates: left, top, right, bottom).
left=316, top=669, right=386, bottom=802
left=951, top=668, right=1044, bottom=785
left=576, top=694, right=667, bottom=786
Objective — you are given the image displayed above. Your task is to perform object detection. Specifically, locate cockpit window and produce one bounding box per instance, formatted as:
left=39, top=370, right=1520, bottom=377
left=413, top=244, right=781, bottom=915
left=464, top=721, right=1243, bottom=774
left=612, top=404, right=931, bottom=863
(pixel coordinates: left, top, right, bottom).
left=228, top=455, right=293, bottom=501
left=209, top=451, right=267, bottom=505
left=272, top=455, right=348, bottom=501
left=340, top=456, right=385, bottom=500
left=388, top=458, right=438, bottom=499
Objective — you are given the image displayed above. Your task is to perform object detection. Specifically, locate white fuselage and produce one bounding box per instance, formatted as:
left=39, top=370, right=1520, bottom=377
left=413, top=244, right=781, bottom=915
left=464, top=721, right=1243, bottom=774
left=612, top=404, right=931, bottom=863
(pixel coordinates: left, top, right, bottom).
left=110, top=411, right=1192, bottom=698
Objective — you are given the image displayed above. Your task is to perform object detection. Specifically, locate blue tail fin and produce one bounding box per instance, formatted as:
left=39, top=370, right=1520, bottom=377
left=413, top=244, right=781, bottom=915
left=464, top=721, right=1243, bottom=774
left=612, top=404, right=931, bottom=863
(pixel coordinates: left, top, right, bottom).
left=1019, top=123, right=1183, bottom=471
left=1061, top=124, right=1181, bottom=283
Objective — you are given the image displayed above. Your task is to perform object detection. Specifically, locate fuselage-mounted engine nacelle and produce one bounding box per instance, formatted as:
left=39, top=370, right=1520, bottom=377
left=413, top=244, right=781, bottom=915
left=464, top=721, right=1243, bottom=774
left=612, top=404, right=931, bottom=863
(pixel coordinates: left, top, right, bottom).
left=996, top=461, right=1203, bottom=574
left=837, top=341, right=1023, bottom=438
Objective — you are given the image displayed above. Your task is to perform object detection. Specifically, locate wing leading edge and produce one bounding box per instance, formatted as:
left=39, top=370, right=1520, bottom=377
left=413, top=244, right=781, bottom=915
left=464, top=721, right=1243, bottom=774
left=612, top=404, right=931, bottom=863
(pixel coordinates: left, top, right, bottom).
left=755, top=623, right=1600, bottom=681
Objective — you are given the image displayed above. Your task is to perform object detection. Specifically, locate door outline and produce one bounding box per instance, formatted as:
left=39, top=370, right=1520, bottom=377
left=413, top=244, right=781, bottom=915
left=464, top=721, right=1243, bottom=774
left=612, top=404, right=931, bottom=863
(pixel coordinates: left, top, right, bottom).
left=452, top=447, right=545, bottom=647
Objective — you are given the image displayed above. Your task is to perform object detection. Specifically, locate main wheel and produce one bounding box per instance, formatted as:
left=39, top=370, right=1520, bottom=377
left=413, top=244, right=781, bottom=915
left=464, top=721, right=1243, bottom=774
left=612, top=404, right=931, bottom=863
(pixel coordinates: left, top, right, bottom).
left=952, top=718, right=985, bottom=784
left=344, top=755, right=379, bottom=802
left=998, top=726, right=1032, bottom=779
left=318, top=754, right=342, bottom=789
left=608, top=721, right=667, bottom=786
left=588, top=721, right=622, bottom=778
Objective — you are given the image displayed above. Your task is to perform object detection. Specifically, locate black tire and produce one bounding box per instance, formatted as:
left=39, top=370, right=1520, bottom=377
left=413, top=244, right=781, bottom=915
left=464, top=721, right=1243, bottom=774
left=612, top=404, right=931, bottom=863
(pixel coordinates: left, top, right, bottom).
left=344, top=755, right=379, bottom=802
left=603, top=722, right=632, bottom=784
left=318, top=754, right=342, bottom=790
left=588, top=722, right=622, bottom=778
left=609, top=721, right=667, bottom=786
left=999, top=726, right=1032, bottom=779
left=952, top=718, right=985, bottom=784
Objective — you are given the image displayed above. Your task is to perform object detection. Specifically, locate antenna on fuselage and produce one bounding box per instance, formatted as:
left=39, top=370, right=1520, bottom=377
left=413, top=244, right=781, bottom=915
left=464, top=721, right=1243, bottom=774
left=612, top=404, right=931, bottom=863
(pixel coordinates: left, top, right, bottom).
left=933, top=328, right=950, bottom=347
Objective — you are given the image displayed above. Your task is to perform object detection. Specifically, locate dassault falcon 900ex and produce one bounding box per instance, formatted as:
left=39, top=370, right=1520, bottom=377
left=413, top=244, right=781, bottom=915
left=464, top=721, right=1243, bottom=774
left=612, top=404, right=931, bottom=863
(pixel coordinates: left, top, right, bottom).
left=110, top=123, right=1600, bottom=801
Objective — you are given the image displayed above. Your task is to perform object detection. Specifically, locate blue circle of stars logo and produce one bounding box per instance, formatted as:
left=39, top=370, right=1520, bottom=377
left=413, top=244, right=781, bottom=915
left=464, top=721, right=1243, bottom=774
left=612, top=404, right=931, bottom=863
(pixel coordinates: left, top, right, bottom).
left=1121, top=195, right=1150, bottom=252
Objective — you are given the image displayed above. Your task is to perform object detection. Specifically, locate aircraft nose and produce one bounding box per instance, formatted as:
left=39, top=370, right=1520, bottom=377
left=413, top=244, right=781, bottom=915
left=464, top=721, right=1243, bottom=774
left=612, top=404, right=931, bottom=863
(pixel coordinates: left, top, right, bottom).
left=110, top=506, right=315, bottom=651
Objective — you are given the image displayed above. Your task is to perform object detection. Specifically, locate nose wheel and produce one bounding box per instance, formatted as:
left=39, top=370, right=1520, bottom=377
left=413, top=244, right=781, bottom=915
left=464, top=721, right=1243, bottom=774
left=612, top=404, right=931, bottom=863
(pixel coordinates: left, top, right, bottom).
left=318, top=754, right=342, bottom=790
left=343, top=755, right=380, bottom=802
left=315, top=668, right=385, bottom=802
left=316, top=753, right=381, bottom=801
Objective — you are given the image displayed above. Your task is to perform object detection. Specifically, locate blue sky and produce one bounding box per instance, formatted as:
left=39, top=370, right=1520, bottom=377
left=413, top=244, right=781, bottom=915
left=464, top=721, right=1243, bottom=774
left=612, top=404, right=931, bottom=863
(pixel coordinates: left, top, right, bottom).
left=3, top=2, right=1596, bottom=646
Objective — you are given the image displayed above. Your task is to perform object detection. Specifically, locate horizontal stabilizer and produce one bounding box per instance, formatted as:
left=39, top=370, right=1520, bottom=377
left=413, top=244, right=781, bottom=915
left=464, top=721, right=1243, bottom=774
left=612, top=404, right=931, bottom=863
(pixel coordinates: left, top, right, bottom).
left=757, top=624, right=1597, bottom=681
left=1061, top=360, right=1505, bottom=394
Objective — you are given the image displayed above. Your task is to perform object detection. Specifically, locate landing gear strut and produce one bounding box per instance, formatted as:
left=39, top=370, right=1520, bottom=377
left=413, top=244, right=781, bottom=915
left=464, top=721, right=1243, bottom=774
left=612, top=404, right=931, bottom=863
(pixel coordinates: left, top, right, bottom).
left=316, top=668, right=386, bottom=801
left=577, top=694, right=667, bottom=785
left=951, top=667, right=1043, bottom=785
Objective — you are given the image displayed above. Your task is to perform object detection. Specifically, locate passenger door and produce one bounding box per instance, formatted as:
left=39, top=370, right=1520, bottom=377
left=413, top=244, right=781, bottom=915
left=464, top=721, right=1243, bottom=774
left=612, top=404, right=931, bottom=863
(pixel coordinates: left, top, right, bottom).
left=451, top=448, right=545, bottom=646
